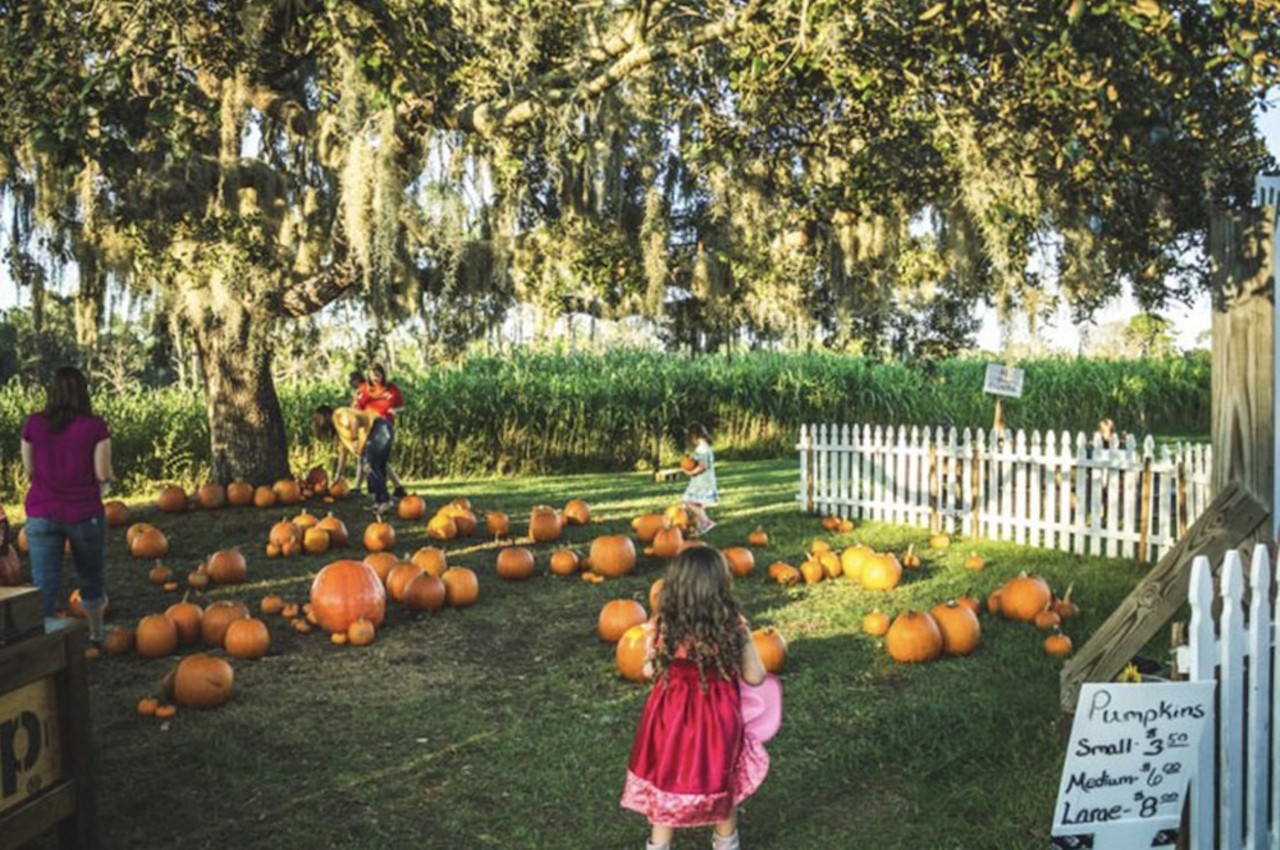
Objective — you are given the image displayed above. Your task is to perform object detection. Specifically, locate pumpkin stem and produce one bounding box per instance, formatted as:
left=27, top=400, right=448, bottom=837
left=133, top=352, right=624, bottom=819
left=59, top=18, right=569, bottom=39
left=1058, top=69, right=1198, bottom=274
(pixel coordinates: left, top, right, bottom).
left=1063, top=583, right=1075, bottom=603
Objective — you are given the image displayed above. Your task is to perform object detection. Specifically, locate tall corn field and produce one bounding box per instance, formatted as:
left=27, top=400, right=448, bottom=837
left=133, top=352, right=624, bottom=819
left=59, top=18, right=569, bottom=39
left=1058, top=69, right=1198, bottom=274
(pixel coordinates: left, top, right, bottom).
left=0, top=350, right=1210, bottom=503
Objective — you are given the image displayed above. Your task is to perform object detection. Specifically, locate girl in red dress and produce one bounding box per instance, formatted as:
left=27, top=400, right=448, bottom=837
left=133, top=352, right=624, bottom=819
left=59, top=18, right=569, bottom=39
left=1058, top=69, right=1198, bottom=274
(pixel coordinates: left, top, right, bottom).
left=621, top=546, right=771, bottom=850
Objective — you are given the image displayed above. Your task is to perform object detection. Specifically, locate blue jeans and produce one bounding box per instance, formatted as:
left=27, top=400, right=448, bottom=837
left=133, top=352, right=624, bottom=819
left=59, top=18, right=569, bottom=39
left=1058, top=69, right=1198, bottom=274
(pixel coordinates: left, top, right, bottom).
left=25, top=514, right=107, bottom=619
left=365, top=419, right=393, bottom=503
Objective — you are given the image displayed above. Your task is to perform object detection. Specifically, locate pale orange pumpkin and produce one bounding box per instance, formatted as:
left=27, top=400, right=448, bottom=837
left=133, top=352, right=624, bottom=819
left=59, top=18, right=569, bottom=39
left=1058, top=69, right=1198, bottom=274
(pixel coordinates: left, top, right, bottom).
left=860, top=553, right=903, bottom=591
left=901, top=544, right=921, bottom=570
left=799, top=558, right=825, bottom=585
left=599, top=599, right=648, bottom=643
left=616, top=624, right=650, bottom=682
left=589, top=536, right=637, bottom=578
left=752, top=627, right=788, bottom=673
left=302, top=526, right=331, bottom=554
left=663, top=505, right=690, bottom=530
left=839, top=544, right=876, bottom=583
left=136, top=697, right=160, bottom=717
left=443, top=505, right=477, bottom=536
left=426, top=512, right=458, bottom=541
left=862, top=609, right=891, bottom=636
left=269, top=520, right=300, bottom=549
left=148, top=563, right=173, bottom=586
left=496, top=547, right=536, bottom=581
left=260, top=595, right=286, bottom=616
left=963, top=551, right=986, bottom=572
left=768, top=562, right=800, bottom=585
left=1034, top=609, right=1063, bottom=631
left=363, top=519, right=396, bottom=552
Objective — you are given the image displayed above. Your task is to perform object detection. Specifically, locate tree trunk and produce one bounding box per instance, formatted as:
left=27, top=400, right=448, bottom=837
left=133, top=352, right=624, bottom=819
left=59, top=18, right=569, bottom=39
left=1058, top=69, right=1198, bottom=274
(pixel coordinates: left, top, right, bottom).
left=192, top=307, right=292, bottom=485
left=1209, top=207, right=1274, bottom=513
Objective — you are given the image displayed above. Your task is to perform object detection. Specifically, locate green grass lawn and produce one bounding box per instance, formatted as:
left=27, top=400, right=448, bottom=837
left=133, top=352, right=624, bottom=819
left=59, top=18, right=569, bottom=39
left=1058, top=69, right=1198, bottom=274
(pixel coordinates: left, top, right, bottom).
left=21, top=459, right=1156, bottom=849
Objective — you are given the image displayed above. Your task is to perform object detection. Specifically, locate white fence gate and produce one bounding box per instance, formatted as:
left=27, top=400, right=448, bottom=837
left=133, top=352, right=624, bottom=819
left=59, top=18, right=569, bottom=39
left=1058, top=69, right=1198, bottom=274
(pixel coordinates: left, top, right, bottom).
left=1177, top=544, right=1277, bottom=850
left=797, top=424, right=1213, bottom=561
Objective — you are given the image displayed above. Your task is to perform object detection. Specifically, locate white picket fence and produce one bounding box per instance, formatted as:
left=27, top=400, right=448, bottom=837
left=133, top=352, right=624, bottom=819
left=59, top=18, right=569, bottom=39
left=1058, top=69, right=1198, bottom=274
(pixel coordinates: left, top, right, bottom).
left=1176, top=544, right=1277, bottom=849
left=796, top=424, right=1213, bottom=561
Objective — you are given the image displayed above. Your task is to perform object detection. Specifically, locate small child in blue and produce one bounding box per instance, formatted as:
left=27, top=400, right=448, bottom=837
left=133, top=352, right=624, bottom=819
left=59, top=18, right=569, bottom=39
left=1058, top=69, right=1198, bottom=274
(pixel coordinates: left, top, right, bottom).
left=682, top=423, right=719, bottom=536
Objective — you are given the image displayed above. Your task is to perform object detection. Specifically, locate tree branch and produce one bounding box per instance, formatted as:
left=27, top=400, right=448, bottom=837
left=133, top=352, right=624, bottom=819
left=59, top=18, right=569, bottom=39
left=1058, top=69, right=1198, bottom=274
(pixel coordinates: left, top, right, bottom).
left=268, top=257, right=361, bottom=318
left=447, top=0, right=764, bottom=139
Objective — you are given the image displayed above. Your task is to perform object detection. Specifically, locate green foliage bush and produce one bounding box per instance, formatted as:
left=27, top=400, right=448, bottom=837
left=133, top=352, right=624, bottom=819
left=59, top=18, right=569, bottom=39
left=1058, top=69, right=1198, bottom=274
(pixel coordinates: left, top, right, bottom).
left=0, top=350, right=1209, bottom=502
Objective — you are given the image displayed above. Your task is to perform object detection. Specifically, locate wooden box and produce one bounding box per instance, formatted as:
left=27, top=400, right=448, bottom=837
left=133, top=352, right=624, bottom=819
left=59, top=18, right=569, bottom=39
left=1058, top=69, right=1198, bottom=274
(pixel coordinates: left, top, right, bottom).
left=0, top=587, right=43, bottom=645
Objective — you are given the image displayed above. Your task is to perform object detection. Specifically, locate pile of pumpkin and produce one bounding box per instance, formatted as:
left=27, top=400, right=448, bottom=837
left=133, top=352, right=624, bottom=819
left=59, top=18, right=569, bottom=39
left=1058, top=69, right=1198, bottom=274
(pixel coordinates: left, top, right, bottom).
left=596, top=577, right=790, bottom=683
left=766, top=540, right=914, bottom=589
left=264, top=509, right=350, bottom=558
left=989, top=573, right=1080, bottom=657
left=152, top=468, right=351, bottom=515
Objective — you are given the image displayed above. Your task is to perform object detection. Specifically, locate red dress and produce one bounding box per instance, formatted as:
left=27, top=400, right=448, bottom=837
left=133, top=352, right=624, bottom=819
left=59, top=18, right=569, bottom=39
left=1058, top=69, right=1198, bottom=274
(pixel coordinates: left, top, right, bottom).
left=621, top=657, right=770, bottom=826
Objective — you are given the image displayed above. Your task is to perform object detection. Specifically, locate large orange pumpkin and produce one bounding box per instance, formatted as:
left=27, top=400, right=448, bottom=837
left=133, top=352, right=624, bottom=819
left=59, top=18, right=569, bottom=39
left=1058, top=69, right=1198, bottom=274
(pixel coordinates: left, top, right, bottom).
left=223, top=618, right=271, bottom=660
left=103, top=500, right=131, bottom=527
left=442, top=567, right=479, bottom=608
left=207, top=549, right=248, bottom=585
left=398, top=495, right=427, bottom=521
left=164, top=600, right=204, bottom=646
left=589, top=536, right=637, bottom=578
left=752, top=627, right=788, bottom=674
left=563, top=499, right=591, bottom=526
left=486, top=511, right=510, bottom=537
left=410, top=546, right=448, bottom=577
left=631, top=514, right=665, bottom=544
left=387, top=563, right=426, bottom=602
left=173, top=653, right=235, bottom=708
left=226, top=481, right=254, bottom=507
left=860, top=552, right=903, bottom=591
left=648, top=527, right=684, bottom=559
left=886, top=610, right=943, bottom=663
left=929, top=601, right=982, bottom=656
left=616, top=624, right=650, bottom=682
left=201, top=600, right=250, bottom=647
left=310, top=559, right=387, bottom=632
left=1000, top=573, right=1053, bottom=622
left=157, top=485, right=188, bottom=513
left=363, top=520, right=396, bottom=552
left=403, top=574, right=447, bottom=612
left=529, top=506, right=562, bottom=543
left=136, top=614, right=179, bottom=658
left=496, top=547, right=536, bottom=581
left=197, top=482, right=227, bottom=509
left=839, top=544, right=876, bottom=583
left=599, top=599, right=647, bottom=643
left=723, top=547, right=755, bottom=578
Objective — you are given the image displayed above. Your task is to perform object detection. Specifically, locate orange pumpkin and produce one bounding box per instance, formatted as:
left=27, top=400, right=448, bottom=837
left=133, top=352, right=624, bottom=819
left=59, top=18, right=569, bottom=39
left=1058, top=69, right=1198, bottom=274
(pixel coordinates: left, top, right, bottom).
left=207, top=549, right=247, bottom=585
left=363, top=520, right=396, bottom=552
left=164, top=599, right=203, bottom=645
left=768, top=562, right=801, bottom=585
left=496, top=547, right=536, bottom=581
left=410, top=546, right=448, bottom=577
left=157, top=485, right=188, bottom=513
left=130, top=526, right=169, bottom=559
left=187, top=569, right=210, bottom=591
left=598, top=599, right=647, bottom=643
left=363, top=552, right=400, bottom=584
left=172, top=653, right=235, bottom=708
left=223, top=618, right=271, bottom=660
left=929, top=531, right=952, bottom=549
left=840, top=544, right=876, bottom=583
left=1052, top=585, right=1081, bottom=620
left=820, top=551, right=843, bottom=579
left=1044, top=629, right=1074, bottom=657
left=631, top=514, right=665, bottom=544
left=426, top=512, right=458, bottom=541
left=963, top=551, right=986, bottom=572
left=1000, top=573, right=1053, bottom=622
left=529, top=506, right=562, bottom=543
left=103, top=628, right=135, bottom=656
left=549, top=549, right=580, bottom=576
left=387, top=563, right=426, bottom=602
left=252, top=486, right=277, bottom=509
left=148, top=563, right=173, bottom=586
left=663, top=505, right=690, bottom=530
left=197, top=482, right=226, bottom=509
left=331, top=631, right=348, bottom=645
left=886, top=610, right=943, bottom=663
left=563, top=499, right=591, bottom=526
left=154, top=703, right=177, bottom=719
left=136, top=614, right=179, bottom=658
left=442, top=567, right=479, bottom=608
left=347, top=617, right=376, bottom=646
left=310, top=560, right=387, bottom=632
left=402, top=574, right=447, bottom=612
left=397, top=495, right=427, bottom=521
left=956, top=592, right=982, bottom=618
left=723, top=547, right=755, bottom=578
left=648, top=527, right=684, bottom=559
left=680, top=454, right=698, bottom=472
left=987, top=588, right=1003, bottom=617
left=486, top=511, right=510, bottom=537
left=1034, top=609, right=1063, bottom=631
left=930, top=601, right=982, bottom=656
left=799, top=559, right=825, bottom=585
left=747, top=526, right=769, bottom=547
left=317, top=513, right=349, bottom=547
left=136, top=697, right=160, bottom=717
left=589, top=536, right=637, bottom=578
left=901, top=544, right=921, bottom=570
left=649, top=578, right=664, bottom=613
left=302, top=526, right=331, bottom=554
left=860, top=553, right=903, bottom=591
left=260, top=595, right=285, bottom=616
left=200, top=600, right=249, bottom=647
left=616, top=624, right=650, bottom=682
left=752, top=627, right=788, bottom=674
left=273, top=479, right=303, bottom=505
left=443, top=506, right=477, bottom=536
left=269, top=520, right=299, bottom=549
left=329, top=479, right=351, bottom=499
left=226, top=481, right=254, bottom=507
left=104, top=500, right=131, bottom=527
left=862, top=609, right=891, bottom=636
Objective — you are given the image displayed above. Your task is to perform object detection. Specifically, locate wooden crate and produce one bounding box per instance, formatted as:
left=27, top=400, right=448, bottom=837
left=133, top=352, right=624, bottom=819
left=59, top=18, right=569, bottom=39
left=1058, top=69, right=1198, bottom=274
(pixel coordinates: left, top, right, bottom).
left=0, top=587, right=43, bottom=646
left=0, top=622, right=99, bottom=849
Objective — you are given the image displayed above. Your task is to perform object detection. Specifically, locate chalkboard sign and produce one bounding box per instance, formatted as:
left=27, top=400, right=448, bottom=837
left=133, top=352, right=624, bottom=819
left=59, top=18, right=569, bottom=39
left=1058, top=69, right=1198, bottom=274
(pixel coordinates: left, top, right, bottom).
left=1051, top=681, right=1214, bottom=850
left=983, top=363, right=1024, bottom=398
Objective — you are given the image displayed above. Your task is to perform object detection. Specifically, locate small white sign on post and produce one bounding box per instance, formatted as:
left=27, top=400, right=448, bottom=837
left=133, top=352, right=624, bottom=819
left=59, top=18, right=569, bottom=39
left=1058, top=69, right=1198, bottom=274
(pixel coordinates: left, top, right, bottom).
left=1051, top=681, right=1214, bottom=850
left=983, top=363, right=1025, bottom=398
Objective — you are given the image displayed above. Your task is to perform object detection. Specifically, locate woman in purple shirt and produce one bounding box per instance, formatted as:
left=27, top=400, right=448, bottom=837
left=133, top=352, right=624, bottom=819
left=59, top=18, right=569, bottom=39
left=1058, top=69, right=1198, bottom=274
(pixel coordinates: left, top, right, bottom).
left=20, top=367, right=114, bottom=641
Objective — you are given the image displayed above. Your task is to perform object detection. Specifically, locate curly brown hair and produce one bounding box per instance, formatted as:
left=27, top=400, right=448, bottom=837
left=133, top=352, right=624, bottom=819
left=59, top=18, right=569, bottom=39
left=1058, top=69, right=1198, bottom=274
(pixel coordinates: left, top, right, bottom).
left=652, top=546, right=747, bottom=689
